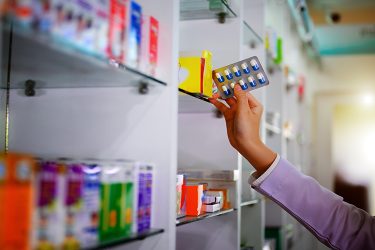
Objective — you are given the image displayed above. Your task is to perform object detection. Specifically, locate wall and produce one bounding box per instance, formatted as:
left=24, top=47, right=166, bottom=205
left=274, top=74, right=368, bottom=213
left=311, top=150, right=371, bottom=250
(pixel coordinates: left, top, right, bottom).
left=311, top=55, right=375, bottom=190
left=333, top=104, right=375, bottom=215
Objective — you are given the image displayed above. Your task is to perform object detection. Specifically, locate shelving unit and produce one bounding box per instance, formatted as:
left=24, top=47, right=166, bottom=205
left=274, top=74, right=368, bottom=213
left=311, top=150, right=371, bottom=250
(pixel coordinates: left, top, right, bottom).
left=177, top=1, right=266, bottom=250
left=2, top=1, right=179, bottom=250
left=0, top=0, right=313, bottom=250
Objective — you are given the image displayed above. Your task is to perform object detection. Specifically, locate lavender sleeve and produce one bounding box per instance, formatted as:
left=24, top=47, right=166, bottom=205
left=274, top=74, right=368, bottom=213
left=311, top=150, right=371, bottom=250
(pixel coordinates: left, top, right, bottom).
left=249, top=156, right=375, bottom=250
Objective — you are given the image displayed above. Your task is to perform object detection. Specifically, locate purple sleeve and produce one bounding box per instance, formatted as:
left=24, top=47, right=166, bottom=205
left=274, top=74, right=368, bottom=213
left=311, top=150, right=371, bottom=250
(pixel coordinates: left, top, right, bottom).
left=250, top=157, right=375, bottom=250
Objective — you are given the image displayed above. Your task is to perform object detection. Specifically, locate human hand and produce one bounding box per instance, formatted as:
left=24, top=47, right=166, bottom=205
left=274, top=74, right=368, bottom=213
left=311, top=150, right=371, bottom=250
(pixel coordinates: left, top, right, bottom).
left=209, top=85, right=277, bottom=174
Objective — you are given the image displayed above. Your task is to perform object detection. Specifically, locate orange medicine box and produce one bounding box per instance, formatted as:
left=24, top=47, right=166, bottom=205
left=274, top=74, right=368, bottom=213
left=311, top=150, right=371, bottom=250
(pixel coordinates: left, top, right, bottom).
left=0, top=152, right=36, bottom=250
left=185, top=184, right=204, bottom=216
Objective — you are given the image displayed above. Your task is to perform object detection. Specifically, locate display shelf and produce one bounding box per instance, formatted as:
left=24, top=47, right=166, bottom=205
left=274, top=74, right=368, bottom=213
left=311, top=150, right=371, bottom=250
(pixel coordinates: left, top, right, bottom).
left=243, top=21, right=263, bottom=47
left=84, top=228, right=165, bottom=250
left=180, top=0, right=237, bottom=21
left=240, top=199, right=259, bottom=207
left=2, top=26, right=166, bottom=89
left=265, top=123, right=281, bottom=135
left=178, top=89, right=217, bottom=113
left=176, top=208, right=234, bottom=226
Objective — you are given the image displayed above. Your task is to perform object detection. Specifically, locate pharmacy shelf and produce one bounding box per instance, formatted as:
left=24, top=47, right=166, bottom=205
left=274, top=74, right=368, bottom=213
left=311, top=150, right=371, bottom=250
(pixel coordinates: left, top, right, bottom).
left=176, top=208, right=235, bottom=226
left=84, top=228, right=165, bottom=250
left=178, top=89, right=217, bottom=113
left=240, top=199, right=259, bottom=207
left=243, top=21, right=263, bottom=47
left=1, top=25, right=167, bottom=90
left=180, top=0, right=237, bottom=21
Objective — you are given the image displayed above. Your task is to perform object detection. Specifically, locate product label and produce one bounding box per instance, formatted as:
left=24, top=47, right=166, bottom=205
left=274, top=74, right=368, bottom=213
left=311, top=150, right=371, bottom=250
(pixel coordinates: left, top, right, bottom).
left=81, top=164, right=100, bottom=248
left=149, top=16, right=158, bottom=74
left=108, top=0, right=127, bottom=61
left=127, top=1, right=142, bottom=67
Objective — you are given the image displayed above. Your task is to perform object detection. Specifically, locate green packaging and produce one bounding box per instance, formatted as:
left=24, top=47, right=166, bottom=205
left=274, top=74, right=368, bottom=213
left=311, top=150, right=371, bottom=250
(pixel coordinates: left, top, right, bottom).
left=99, top=161, right=134, bottom=242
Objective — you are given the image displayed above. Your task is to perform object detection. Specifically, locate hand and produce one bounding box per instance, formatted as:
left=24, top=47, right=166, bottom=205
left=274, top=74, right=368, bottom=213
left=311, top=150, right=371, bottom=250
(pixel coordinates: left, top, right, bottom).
left=209, top=85, right=277, bottom=175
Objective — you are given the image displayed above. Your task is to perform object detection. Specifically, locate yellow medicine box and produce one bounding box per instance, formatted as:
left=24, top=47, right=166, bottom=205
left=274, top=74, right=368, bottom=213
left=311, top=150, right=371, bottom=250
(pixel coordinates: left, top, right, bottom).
left=178, top=50, right=213, bottom=97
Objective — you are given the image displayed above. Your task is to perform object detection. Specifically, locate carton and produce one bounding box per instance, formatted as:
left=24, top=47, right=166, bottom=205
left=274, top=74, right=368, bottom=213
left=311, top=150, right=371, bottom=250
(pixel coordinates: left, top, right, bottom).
left=0, top=153, right=35, bottom=250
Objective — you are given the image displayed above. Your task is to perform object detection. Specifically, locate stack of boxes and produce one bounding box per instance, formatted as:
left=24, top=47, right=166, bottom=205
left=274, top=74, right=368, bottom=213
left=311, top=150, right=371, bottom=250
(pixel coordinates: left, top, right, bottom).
left=0, top=153, right=155, bottom=249
left=176, top=169, right=238, bottom=217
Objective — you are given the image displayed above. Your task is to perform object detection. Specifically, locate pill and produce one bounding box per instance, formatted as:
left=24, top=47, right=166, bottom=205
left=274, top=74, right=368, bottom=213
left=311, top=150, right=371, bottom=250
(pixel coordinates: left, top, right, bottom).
left=238, top=80, right=248, bottom=90
left=230, top=82, right=236, bottom=89
left=241, top=63, right=250, bottom=74
left=232, top=66, right=241, bottom=77
left=224, top=69, right=233, bottom=80
left=257, top=73, right=266, bottom=84
left=222, top=85, right=231, bottom=96
left=250, top=59, right=260, bottom=70
left=216, top=72, right=225, bottom=83
left=248, top=76, right=257, bottom=87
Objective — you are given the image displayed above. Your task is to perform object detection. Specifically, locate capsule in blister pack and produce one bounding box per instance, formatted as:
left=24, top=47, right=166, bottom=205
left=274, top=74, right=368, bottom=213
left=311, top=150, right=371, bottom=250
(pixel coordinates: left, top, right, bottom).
left=212, top=56, right=269, bottom=99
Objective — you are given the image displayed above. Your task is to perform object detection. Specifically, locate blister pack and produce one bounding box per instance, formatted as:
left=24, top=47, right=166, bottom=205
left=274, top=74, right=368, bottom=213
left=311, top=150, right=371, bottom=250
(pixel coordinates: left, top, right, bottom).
left=212, top=56, right=269, bottom=99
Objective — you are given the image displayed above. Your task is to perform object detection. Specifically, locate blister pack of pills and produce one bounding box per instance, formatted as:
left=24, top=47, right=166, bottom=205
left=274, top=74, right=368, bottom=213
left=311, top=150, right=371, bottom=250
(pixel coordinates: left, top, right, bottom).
left=212, top=56, right=269, bottom=99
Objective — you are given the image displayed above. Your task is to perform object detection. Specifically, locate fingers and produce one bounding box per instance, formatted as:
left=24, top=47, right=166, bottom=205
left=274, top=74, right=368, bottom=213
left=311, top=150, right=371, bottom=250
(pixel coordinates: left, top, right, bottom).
left=233, top=84, right=247, bottom=106
left=209, top=98, right=229, bottom=114
left=225, top=97, right=236, bottom=108
left=246, top=92, right=261, bottom=108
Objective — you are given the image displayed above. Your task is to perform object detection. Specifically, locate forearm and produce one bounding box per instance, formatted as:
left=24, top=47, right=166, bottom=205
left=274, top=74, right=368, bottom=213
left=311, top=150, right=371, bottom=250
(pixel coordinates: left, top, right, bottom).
left=250, top=157, right=375, bottom=250
left=241, top=141, right=277, bottom=176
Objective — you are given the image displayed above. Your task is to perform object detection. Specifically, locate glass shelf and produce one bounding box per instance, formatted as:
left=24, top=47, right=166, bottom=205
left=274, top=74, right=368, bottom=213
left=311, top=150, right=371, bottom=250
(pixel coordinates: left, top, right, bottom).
left=1, top=24, right=167, bottom=89
left=178, top=88, right=217, bottom=114
left=240, top=199, right=259, bottom=207
left=180, top=0, right=237, bottom=21
left=176, top=208, right=234, bottom=226
left=84, top=228, right=164, bottom=250
left=243, top=21, right=263, bottom=47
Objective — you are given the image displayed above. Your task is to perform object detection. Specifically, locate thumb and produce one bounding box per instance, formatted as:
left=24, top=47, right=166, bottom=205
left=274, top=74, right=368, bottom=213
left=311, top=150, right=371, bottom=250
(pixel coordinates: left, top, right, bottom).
left=233, top=84, right=247, bottom=107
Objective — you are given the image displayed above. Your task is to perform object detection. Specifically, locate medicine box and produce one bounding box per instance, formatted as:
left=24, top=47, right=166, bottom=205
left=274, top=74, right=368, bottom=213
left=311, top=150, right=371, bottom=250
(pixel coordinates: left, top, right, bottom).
left=126, top=0, right=142, bottom=68
left=179, top=50, right=213, bottom=97
left=0, top=153, right=35, bottom=250
left=35, top=161, right=65, bottom=249
left=176, top=175, right=184, bottom=216
left=212, top=56, right=269, bottom=99
left=99, top=161, right=133, bottom=242
left=94, top=0, right=110, bottom=57
left=202, top=203, right=220, bottom=213
left=133, top=162, right=154, bottom=233
left=62, top=161, right=84, bottom=250
left=185, top=184, right=204, bottom=216
left=140, top=15, right=159, bottom=76
left=108, top=0, right=127, bottom=62
left=75, top=0, right=96, bottom=54
left=80, top=162, right=101, bottom=248
left=51, top=0, right=77, bottom=46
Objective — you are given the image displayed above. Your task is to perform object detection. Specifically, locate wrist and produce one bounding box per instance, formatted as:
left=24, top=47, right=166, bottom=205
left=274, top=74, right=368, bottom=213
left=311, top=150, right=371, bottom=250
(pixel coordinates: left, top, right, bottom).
left=241, top=141, right=277, bottom=175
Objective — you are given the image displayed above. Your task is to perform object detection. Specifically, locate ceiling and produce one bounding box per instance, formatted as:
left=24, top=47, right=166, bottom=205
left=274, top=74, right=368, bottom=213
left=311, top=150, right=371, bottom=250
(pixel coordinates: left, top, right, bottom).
left=306, top=0, right=375, bottom=55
